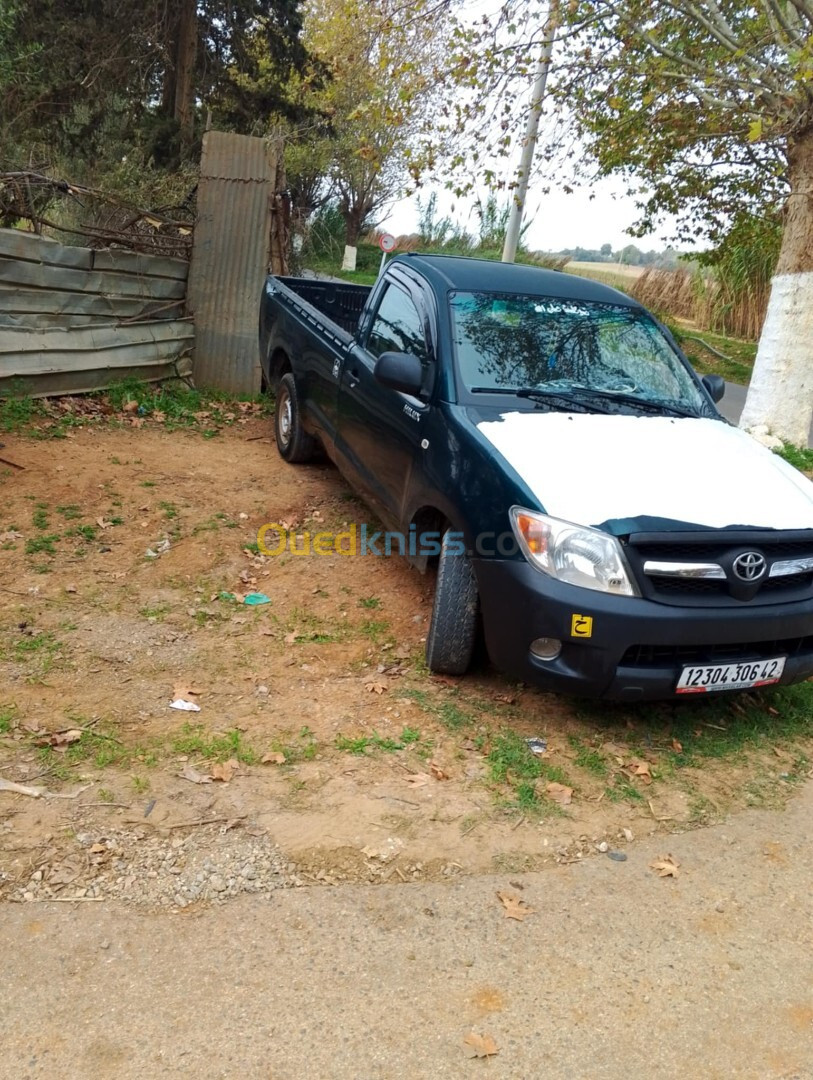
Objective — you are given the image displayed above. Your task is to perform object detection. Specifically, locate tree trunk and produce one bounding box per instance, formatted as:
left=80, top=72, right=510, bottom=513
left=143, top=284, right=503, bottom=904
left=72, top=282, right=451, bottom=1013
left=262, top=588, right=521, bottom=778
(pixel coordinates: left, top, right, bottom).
left=740, top=128, right=813, bottom=448
left=173, top=0, right=197, bottom=154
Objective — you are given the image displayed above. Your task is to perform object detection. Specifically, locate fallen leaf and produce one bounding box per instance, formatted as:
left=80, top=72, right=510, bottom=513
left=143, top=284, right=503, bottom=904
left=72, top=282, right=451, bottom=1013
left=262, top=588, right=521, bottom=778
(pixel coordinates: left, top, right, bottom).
left=671, top=739, right=683, bottom=753
left=261, top=751, right=286, bottom=765
left=430, top=761, right=449, bottom=780
left=96, top=517, right=113, bottom=530
left=496, top=890, right=535, bottom=921
left=122, top=400, right=139, bottom=413
left=405, top=773, right=430, bottom=787
left=545, top=781, right=573, bottom=806
left=463, top=1033, right=499, bottom=1059
left=494, top=693, right=516, bottom=705
left=0, top=530, right=23, bottom=542
left=650, top=854, right=680, bottom=878
left=284, top=631, right=298, bottom=645
left=65, top=583, right=78, bottom=594
left=365, top=679, right=388, bottom=694
left=628, top=758, right=653, bottom=784
left=179, top=764, right=212, bottom=785
left=35, top=729, right=83, bottom=749
left=90, top=843, right=107, bottom=854
left=210, top=758, right=239, bottom=782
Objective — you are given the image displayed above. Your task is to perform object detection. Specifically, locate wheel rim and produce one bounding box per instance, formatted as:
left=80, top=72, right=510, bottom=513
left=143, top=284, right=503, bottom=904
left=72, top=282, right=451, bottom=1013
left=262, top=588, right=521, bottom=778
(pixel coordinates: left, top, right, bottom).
left=278, top=387, right=293, bottom=447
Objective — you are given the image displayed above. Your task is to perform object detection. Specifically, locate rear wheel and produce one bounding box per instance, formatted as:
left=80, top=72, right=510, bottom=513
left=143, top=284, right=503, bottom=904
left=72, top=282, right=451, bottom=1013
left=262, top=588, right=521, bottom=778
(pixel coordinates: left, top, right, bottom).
left=274, top=373, right=316, bottom=463
left=425, top=529, right=479, bottom=675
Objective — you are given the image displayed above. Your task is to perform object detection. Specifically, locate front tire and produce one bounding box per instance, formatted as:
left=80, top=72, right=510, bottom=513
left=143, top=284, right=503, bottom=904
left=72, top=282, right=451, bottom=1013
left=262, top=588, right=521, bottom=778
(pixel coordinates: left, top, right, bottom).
left=274, top=373, right=316, bottom=463
left=425, top=529, right=479, bottom=676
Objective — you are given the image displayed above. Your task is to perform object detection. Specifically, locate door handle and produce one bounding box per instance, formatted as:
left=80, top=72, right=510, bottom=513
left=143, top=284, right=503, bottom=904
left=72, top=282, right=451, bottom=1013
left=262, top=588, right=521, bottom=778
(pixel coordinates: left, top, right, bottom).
left=346, top=369, right=361, bottom=388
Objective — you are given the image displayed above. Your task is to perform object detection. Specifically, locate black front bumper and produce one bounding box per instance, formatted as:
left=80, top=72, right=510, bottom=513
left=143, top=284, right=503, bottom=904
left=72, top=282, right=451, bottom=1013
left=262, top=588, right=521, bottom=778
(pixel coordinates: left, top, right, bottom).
left=473, top=558, right=813, bottom=701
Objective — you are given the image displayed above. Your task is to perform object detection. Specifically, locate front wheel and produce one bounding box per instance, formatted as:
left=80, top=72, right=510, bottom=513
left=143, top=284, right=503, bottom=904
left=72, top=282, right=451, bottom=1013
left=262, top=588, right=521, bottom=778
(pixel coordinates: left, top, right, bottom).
left=425, top=530, right=479, bottom=676
left=274, top=373, right=316, bottom=463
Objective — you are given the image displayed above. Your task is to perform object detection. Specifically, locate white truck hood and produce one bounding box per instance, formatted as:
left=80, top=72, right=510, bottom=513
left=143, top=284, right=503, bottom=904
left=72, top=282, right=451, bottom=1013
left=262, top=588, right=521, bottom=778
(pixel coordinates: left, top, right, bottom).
left=476, top=412, right=813, bottom=532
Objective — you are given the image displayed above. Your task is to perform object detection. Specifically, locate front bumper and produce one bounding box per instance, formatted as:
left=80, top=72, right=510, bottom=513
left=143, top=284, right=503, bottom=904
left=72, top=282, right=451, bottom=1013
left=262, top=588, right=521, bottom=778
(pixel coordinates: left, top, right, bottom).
left=473, top=557, right=813, bottom=701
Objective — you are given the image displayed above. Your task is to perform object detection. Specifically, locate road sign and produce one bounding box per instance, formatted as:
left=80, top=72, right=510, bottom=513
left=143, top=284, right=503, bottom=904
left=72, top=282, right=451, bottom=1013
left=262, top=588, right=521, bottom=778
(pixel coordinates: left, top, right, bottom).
left=378, top=233, right=396, bottom=253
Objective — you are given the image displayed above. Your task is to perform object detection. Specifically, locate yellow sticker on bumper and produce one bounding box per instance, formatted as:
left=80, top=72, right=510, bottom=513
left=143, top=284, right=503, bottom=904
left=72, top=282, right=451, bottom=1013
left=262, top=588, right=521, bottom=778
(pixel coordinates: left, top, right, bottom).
left=571, top=614, right=593, bottom=638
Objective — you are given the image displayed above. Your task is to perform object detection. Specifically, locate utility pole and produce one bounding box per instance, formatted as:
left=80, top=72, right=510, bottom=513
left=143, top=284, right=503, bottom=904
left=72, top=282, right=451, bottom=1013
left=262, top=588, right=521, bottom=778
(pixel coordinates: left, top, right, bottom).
left=501, top=3, right=558, bottom=264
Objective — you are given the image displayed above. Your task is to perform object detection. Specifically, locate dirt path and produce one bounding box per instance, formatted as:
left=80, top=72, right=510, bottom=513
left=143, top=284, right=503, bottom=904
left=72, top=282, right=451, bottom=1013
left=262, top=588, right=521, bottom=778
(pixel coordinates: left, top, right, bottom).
left=4, top=776, right=813, bottom=1079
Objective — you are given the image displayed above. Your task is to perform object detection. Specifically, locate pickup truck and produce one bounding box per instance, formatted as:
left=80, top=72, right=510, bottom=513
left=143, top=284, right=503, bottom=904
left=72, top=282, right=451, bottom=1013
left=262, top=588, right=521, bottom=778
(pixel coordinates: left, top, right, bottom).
left=259, top=254, right=813, bottom=701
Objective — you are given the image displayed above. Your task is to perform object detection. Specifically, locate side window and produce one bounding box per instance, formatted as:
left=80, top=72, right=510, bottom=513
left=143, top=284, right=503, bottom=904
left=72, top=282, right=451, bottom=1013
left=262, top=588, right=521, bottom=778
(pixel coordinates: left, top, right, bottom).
left=367, top=285, right=428, bottom=363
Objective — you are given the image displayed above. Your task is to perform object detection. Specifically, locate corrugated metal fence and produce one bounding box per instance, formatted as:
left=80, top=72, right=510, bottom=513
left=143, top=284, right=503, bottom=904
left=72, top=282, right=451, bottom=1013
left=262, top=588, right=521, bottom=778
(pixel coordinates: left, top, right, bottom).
left=188, top=131, right=279, bottom=395
left=0, top=228, right=193, bottom=396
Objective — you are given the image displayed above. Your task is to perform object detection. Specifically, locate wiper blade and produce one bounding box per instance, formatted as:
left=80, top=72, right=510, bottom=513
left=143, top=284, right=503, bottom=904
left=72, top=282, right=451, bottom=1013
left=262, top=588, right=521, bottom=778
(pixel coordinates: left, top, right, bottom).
left=564, top=387, right=702, bottom=418
left=469, top=386, right=611, bottom=414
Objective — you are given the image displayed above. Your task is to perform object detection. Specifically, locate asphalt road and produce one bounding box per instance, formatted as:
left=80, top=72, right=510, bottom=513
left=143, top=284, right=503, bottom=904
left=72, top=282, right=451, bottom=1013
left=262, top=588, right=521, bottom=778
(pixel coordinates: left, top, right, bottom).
left=4, top=779, right=813, bottom=1079
left=720, top=380, right=813, bottom=448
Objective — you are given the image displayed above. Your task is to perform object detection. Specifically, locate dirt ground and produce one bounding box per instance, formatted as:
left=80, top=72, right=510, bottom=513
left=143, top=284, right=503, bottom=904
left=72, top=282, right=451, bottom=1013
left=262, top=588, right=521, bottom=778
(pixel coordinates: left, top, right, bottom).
left=1, top=408, right=812, bottom=909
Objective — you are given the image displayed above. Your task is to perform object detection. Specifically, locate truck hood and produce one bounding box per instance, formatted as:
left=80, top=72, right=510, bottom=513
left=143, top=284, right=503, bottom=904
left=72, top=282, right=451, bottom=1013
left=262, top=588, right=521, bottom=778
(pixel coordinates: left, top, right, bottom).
left=475, top=411, right=813, bottom=533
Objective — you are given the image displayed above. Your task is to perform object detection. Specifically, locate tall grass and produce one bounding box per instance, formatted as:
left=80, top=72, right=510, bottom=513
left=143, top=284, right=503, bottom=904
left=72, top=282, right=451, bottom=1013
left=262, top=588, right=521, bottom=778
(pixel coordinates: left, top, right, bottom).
left=629, top=213, right=780, bottom=341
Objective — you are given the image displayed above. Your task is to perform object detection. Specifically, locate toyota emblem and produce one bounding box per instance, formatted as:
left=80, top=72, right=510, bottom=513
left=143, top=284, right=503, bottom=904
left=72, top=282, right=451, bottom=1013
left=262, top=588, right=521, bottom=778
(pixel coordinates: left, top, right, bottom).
left=732, top=551, right=767, bottom=582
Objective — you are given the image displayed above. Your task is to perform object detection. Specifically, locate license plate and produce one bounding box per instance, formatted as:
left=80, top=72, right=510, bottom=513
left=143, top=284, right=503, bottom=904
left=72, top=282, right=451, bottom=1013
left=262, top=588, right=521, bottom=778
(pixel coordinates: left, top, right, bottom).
left=676, top=656, right=786, bottom=694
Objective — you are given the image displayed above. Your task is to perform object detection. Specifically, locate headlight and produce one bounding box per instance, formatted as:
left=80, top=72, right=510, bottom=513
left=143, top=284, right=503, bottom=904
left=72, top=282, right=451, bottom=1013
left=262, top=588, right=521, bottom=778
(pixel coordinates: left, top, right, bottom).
left=509, top=507, right=639, bottom=597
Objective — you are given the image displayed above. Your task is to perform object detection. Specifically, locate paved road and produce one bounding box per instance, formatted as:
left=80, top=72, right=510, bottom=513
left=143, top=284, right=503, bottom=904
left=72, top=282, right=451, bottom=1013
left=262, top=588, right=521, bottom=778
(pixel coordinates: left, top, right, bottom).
left=720, top=380, right=813, bottom=448
left=4, top=780, right=813, bottom=1079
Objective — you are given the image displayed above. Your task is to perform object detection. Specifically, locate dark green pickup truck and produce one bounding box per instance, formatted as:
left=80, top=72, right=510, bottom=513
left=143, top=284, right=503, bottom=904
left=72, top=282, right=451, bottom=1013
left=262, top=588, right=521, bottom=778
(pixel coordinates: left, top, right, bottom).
left=259, top=254, right=813, bottom=701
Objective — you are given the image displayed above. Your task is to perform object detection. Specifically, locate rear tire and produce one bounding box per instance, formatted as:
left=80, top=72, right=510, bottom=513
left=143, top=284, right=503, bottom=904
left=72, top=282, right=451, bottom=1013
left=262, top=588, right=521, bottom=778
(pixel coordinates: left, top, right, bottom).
left=274, top=373, right=316, bottom=463
left=425, top=529, right=479, bottom=675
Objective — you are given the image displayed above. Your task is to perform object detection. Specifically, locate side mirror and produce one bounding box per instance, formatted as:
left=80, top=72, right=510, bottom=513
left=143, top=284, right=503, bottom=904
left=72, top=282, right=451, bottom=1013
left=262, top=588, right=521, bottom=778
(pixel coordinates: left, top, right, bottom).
left=374, top=351, right=424, bottom=397
left=701, top=373, right=725, bottom=403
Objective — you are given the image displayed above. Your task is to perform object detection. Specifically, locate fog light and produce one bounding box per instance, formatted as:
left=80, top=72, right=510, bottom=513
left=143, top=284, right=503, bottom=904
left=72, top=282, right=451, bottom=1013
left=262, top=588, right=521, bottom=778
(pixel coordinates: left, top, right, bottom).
left=530, top=637, right=562, bottom=661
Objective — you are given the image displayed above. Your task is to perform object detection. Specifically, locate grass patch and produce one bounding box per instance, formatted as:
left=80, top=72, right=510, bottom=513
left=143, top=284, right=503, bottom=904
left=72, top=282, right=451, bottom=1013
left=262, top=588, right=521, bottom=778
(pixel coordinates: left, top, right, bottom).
left=677, top=328, right=756, bottom=384
left=56, top=504, right=82, bottom=520
left=487, top=730, right=570, bottom=813
left=335, top=728, right=424, bottom=754
left=265, top=725, right=319, bottom=764
left=358, top=596, right=381, bottom=609
left=569, top=736, right=609, bottom=778
left=775, top=443, right=813, bottom=474
left=171, top=723, right=259, bottom=765
left=0, top=704, right=16, bottom=734
left=25, top=534, right=59, bottom=555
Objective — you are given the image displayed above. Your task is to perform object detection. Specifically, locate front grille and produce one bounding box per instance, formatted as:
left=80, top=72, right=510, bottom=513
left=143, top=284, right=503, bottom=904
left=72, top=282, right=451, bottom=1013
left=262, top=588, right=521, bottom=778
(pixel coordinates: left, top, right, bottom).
left=625, top=529, right=813, bottom=607
left=621, top=635, right=813, bottom=668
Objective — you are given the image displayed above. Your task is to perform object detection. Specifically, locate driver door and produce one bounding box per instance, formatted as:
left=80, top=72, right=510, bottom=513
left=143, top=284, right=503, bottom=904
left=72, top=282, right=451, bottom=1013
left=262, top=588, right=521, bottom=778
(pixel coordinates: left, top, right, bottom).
left=336, top=281, right=433, bottom=524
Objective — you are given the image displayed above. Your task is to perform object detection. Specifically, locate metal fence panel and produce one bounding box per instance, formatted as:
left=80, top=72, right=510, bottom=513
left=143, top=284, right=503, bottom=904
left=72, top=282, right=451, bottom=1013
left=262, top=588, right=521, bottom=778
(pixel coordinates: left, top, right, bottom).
left=187, top=131, right=274, bottom=394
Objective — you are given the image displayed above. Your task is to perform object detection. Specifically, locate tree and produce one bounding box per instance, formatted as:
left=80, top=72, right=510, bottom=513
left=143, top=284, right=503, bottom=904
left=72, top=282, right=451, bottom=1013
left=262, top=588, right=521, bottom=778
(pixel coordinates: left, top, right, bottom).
left=600, top=242, right=612, bottom=258
left=549, top=0, right=813, bottom=445
left=0, top=1, right=311, bottom=173
left=295, top=0, right=454, bottom=266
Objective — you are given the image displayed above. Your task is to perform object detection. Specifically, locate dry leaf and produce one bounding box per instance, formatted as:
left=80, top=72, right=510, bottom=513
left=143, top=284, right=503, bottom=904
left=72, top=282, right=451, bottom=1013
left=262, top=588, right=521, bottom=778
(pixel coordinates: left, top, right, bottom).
left=65, top=583, right=78, bottom=594
left=35, top=729, right=83, bottom=749
left=210, top=758, right=239, bottom=782
left=179, top=764, right=212, bottom=785
left=90, top=843, right=107, bottom=854
left=284, top=631, right=298, bottom=644
left=429, top=761, right=449, bottom=781
left=545, top=781, right=573, bottom=806
left=628, top=758, right=653, bottom=784
left=496, top=890, right=535, bottom=921
left=0, top=530, right=23, bottom=542
left=405, top=772, right=430, bottom=787
left=650, top=854, right=680, bottom=878
left=122, top=400, right=139, bottom=413
left=494, top=693, right=516, bottom=705
left=463, top=1033, right=499, bottom=1058
left=365, top=679, right=388, bottom=694
left=671, top=739, right=683, bottom=753
left=96, top=517, right=113, bottom=530
left=261, top=751, right=286, bottom=765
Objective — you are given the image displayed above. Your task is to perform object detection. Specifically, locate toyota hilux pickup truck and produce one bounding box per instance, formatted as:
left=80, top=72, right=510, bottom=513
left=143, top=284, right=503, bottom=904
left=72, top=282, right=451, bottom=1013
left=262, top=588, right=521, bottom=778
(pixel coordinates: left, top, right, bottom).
left=259, top=254, right=813, bottom=701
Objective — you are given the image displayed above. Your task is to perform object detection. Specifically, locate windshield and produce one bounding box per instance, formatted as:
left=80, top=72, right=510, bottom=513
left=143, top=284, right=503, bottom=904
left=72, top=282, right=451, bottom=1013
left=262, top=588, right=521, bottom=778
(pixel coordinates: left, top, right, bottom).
left=450, top=291, right=708, bottom=414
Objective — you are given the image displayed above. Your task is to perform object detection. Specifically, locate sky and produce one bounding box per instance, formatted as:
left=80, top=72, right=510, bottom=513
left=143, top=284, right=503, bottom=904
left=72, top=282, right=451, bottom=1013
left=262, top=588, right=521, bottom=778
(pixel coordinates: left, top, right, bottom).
left=378, top=174, right=678, bottom=255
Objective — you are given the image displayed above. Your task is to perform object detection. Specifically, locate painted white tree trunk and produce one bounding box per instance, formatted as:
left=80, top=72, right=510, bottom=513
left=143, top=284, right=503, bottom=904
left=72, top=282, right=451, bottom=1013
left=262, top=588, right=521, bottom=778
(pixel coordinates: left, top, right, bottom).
left=739, top=271, right=813, bottom=447
left=740, top=130, right=813, bottom=449
left=341, top=245, right=357, bottom=272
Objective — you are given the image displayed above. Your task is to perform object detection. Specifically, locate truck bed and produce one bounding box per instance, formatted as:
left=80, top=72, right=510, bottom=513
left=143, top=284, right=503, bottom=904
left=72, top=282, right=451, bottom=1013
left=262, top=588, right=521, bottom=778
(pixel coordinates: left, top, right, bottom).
left=277, top=277, right=372, bottom=336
